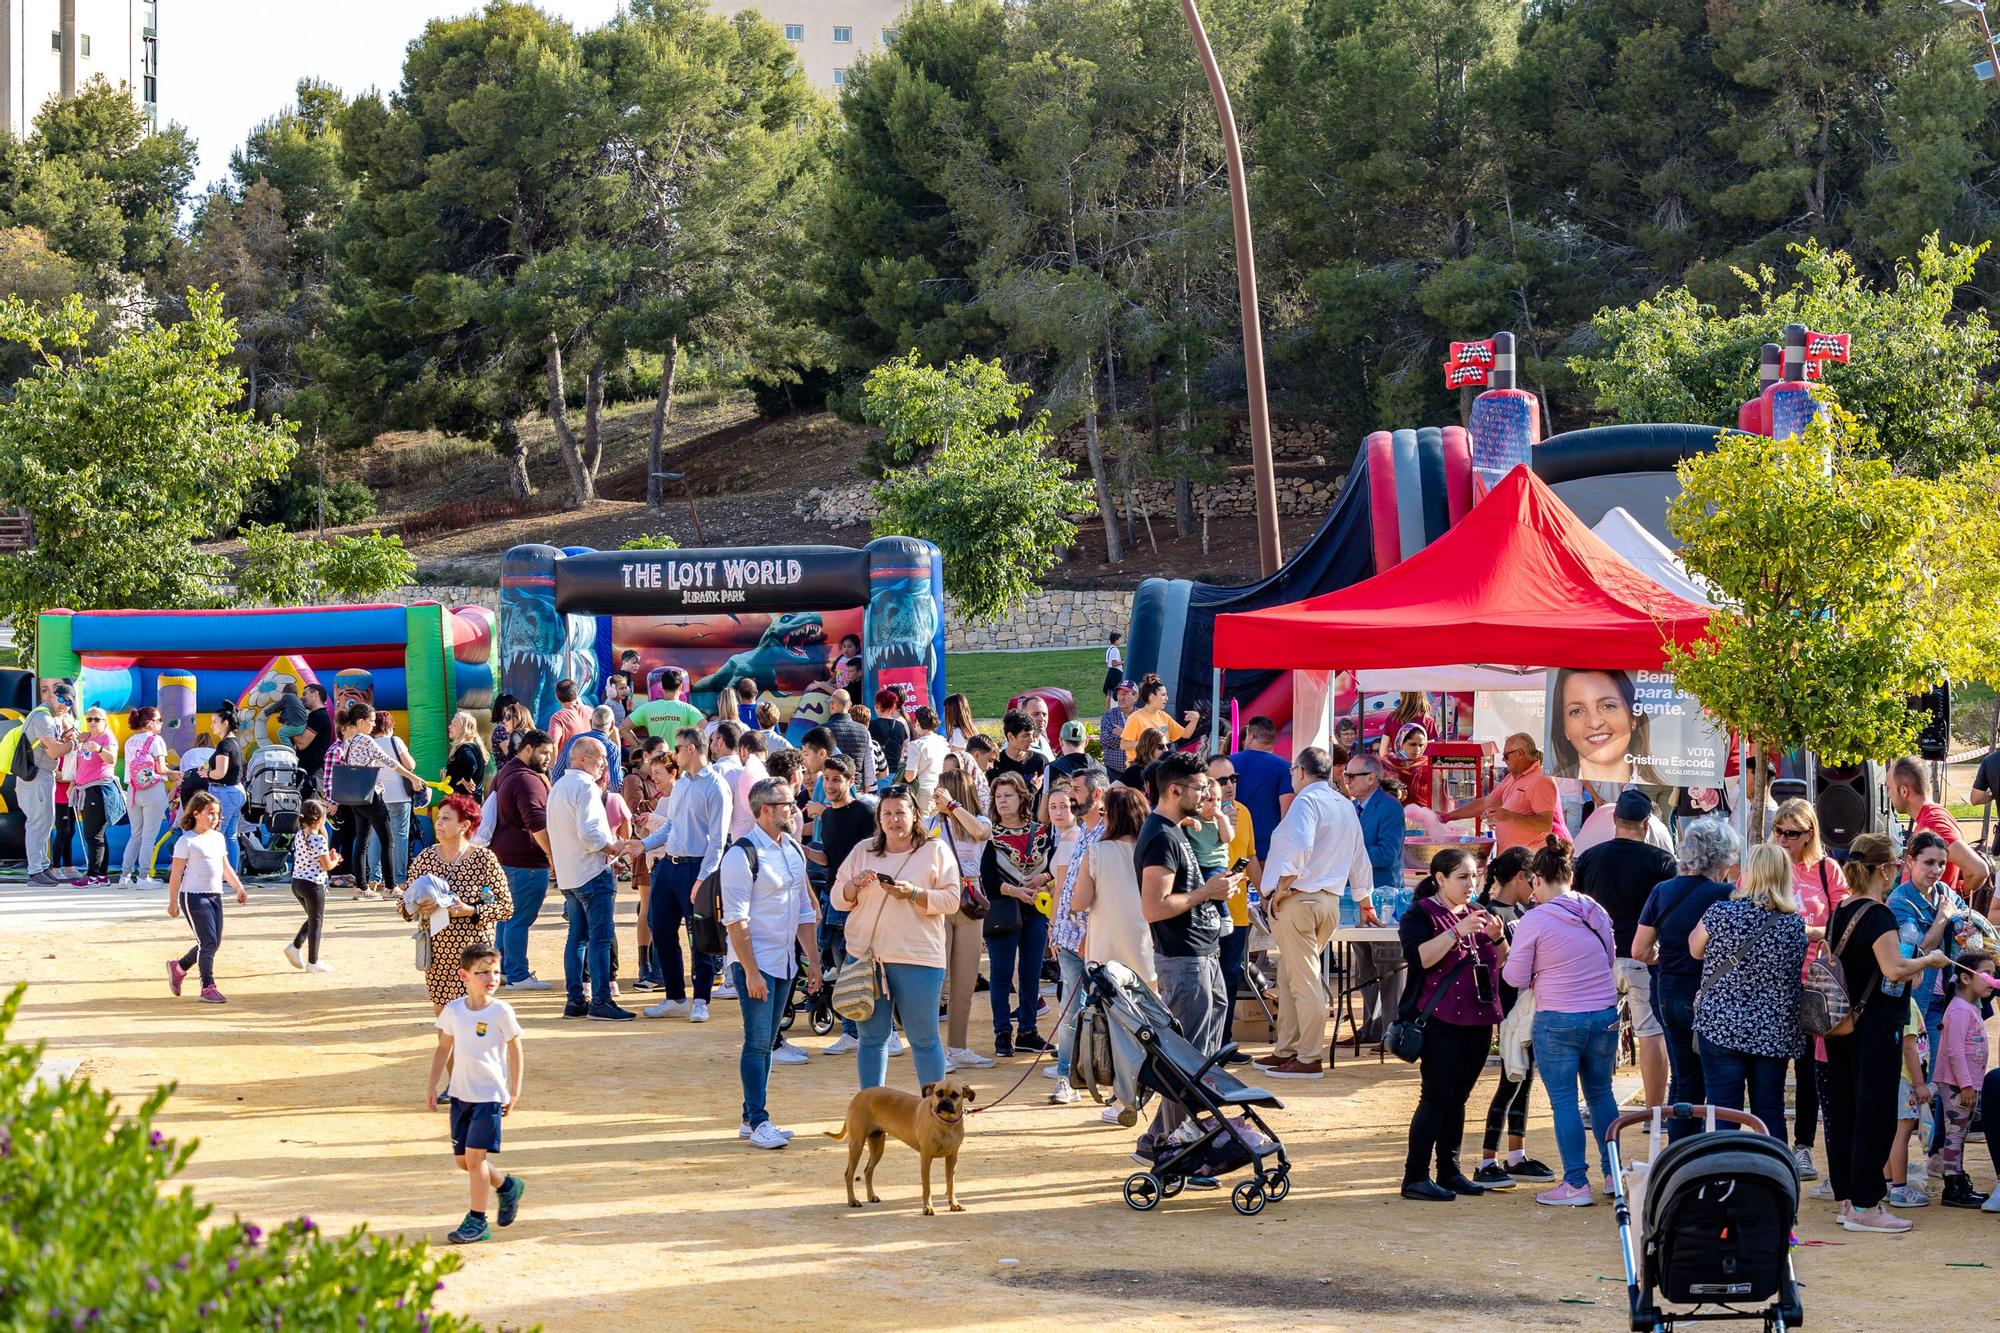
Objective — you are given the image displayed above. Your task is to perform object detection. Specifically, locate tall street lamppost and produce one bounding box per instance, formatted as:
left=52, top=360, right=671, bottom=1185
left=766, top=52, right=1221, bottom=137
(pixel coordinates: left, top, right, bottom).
left=1180, top=0, right=1283, bottom=576
left=1941, top=0, right=2000, bottom=82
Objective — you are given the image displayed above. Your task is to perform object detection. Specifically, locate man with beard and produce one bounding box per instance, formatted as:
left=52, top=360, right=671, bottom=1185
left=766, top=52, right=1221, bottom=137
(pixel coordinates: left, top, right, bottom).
left=491, top=730, right=556, bottom=990
left=722, top=777, right=821, bottom=1148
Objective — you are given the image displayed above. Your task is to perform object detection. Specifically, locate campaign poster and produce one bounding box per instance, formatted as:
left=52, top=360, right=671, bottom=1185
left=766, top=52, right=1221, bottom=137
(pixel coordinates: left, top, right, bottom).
left=1543, top=668, right=1725, bottom=786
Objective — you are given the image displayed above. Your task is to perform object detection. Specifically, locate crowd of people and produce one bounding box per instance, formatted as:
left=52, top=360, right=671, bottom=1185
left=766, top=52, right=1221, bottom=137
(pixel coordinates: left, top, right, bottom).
left=11, top=657, right=2000, bottom=1249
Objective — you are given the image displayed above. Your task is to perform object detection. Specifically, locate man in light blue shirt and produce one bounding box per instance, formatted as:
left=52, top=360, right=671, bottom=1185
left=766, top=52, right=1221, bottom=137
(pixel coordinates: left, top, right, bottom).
left=1343, top=752, right=1408, bottom=1045
left=546, top=737, right=633, bottom=1022
left=722, top=777, right=821, bottom=1149
left=633, top=726, right=735, bottom=1020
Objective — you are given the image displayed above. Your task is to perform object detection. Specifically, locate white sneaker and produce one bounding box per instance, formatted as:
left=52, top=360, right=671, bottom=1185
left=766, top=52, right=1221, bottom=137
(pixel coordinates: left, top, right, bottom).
left=826, top=1032, right=859, bottom=1054
left=739, top=1121, right=795, bottom=1140
left=946, top=1046, right=994, bottom=1069
left=712, top=982, right=738, bottom=1000
left=645, top=998, right=692, bottom=1019
left=771, top=1043, right=809, bottom=1065
left=690, top=1001, right=711, bottom=1023
left=305, top=961, right=333, bottom=973
left=1101, top=1102, right=1128, bottom=1125
left=1792, top=1146, right=1819, bottom=1180
left=511, top=975, right=552, bottom=991
left=1050, top=1078, right=1080, bottom=1105
left=1808, top=1177, right=1837, bottom=1201
left=745, top=1122, right=789, bottom=1149
left=1040, top=1064, right=1063, bottom=1080
left=886, top=1031, right=906, bottom=1057
left=1983, top=1189, right=2000, bottom=1214
left=283, top=943, right=304, bottom=970
left=116, top=875, right=135, bottom=887
left=942, top=1051, right=958, bottom=1073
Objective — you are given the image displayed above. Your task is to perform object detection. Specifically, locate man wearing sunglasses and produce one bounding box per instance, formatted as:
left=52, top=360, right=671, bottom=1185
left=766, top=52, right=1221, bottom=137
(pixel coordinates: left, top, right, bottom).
left=721, top=778, right=820, bottom=1150
left=1343, top=754, right=1408, bottom=1047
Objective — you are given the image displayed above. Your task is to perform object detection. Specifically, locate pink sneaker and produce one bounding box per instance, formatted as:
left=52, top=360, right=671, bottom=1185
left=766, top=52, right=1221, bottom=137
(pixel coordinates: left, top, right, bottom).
left=198, top=985, right=227, bottom=1004
left=167, top=960, right=187, bottom=996
left=1536, top=1182, right=1596, bottom=1207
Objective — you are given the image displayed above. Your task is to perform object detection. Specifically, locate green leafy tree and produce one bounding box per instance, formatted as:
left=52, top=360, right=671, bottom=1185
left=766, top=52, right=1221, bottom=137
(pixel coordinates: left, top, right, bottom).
left=1572, top=238, right=2000, bottom=476
left=856, top=351, right=1029, bottom=469
left=0, top=985, right=480, bottom=1330
left=865, top=355, right=1093, bottom=621
left=1666, top=410, right=2000, bottom=838
left=235, top=525, right=415, bottom=606
left=616, top=531, right=682, bottom=550
left=0, top=289, right=296, bottom=657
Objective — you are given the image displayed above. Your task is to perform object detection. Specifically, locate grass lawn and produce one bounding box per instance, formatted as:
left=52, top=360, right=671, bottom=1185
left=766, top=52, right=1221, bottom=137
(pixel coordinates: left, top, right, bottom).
left=944, top=647, right=1109, bottom=720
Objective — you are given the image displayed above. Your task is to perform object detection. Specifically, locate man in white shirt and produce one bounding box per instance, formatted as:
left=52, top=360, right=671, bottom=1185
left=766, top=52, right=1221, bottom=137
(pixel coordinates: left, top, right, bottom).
left=729, top=730, right=770, bottom=840
left=902, top=705, right=949, bottom=813
left=1021, top=695, right=1056, bottom=762
left=722, top=777, right=821, bottom=1149
left=545, top=737, right=634, bottom=1022
left=1252, top=746, right=1372, bottom=1081
left=632, top=726, right=736, bottom=1020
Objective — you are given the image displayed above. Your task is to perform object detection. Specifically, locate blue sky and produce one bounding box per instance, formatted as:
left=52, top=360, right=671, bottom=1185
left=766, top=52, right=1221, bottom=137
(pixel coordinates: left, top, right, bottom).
left=163, top=1, right=626, bottom=193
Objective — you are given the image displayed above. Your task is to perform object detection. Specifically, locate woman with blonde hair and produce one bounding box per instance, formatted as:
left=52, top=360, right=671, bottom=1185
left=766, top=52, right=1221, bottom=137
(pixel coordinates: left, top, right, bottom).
left=1770, top=796, right=1841, bottom=1176
left=926, top=766, right=995, bottom=1069
left=1689, top=844, right=1808, bottom=1147
left=445, top=710, right=489, bottom=798
left=1821, top=832, right=1951, bottom=1232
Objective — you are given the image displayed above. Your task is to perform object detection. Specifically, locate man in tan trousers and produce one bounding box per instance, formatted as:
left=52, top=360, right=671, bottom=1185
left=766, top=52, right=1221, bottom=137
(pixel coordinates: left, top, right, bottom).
left=1250, top=746, right=1374, bottom=1080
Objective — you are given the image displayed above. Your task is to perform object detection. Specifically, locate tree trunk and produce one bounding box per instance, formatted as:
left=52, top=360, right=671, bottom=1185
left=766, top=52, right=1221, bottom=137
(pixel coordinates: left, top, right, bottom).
left=646, top=337, right=677, bottom=510
left=1744, top=740, right=1769, bottom=845
left=498, top=413, right=531, bottom=502
left=582, top=360, right=605, bottom=480
left=1081, top=359, right=1123, bottom=565
left=546, top=336, right=595, bottom=509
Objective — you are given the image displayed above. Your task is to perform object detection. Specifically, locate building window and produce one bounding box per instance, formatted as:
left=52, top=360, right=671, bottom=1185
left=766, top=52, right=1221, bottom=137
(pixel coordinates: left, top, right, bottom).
left=49, top=30, right=61, bottom=52
left=832, top=25, right=852, bottom=42
left=783, top=22, right=803, bottom=40
left=833, top=67, right=848, bottom=87
left=80, top=34, right=90, bottom=57
left=882, top=27, right=898, bottom=44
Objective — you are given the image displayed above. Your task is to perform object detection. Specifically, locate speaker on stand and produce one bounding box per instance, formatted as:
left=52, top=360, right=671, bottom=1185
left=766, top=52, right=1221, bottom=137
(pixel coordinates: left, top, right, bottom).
left=1813, top=761, right=1888, bottom=852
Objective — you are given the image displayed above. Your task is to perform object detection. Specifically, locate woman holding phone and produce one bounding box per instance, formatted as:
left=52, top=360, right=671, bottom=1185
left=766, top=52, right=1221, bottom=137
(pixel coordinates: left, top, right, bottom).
left=1398, top=846, right=1508, bottom=1202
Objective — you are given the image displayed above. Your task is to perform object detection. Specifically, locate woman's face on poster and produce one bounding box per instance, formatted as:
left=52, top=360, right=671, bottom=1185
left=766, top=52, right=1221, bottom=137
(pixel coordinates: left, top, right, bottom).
left=1561, top=671, right=1635, bottom=773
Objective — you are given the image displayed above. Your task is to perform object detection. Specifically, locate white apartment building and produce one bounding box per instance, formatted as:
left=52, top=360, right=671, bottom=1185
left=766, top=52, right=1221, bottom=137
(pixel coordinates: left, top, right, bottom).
left=0, top=0, right=155, bottom=134
left=708, top=0, right=907, bottom=93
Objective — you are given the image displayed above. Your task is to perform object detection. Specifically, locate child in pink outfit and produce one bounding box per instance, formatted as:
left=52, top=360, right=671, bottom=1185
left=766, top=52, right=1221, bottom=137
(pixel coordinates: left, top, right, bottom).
left=1930, top=953, right=1995, bottom=1207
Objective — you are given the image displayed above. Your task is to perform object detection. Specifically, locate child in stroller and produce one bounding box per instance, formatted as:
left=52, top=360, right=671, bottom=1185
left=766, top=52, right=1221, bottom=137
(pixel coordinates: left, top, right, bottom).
left=1071, top=960, right=1291, bottom=1215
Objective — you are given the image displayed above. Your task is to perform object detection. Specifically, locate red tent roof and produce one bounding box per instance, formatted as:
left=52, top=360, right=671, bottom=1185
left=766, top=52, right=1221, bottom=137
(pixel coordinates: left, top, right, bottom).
left=1213, top=466, right=1710, bottom=671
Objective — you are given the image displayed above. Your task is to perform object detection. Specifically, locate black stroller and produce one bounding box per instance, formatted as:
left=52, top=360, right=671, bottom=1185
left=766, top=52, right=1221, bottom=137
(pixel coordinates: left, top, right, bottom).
left=1071, top=961, right=1292, bottom=1215
left=1607, top=1104, right=1804, bottom=1332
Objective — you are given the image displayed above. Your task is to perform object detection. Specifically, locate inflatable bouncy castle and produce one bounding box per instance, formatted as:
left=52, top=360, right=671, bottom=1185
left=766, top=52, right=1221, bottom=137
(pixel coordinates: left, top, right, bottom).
left=498, top=538, right=947, bottom=735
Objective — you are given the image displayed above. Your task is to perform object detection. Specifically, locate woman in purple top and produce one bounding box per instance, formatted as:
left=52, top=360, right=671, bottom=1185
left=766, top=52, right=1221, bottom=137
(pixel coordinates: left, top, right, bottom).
left=1503, top=836, right=1620, bottom=1206
left=1398, top=846, right=1508, bottom=1202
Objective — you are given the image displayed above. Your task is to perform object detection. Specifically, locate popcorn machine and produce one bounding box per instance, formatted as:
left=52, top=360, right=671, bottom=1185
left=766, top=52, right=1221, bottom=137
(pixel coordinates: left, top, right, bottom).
left=1427, top=740, right=1496, bottom=832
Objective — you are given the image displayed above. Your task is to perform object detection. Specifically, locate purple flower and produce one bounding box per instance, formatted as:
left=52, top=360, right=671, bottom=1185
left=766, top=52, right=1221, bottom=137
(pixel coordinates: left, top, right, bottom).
left=174, top=1254, right=190, bottom=1272
left=227, top=1258, right=239, bottom=1275
left=241, top=1222, right=263, bottom=1246
left=197, top=1303, right=213, bottom=1319
left=70, top=1308, right=100, bottom=1329
left=148, top=1130, right=164, bottom=1149
left=144, top=1276, right=160, bottom=1294
left=434, top=1281, right=444, bottom=1292
left=297, top=1215, right=317, bottom=1234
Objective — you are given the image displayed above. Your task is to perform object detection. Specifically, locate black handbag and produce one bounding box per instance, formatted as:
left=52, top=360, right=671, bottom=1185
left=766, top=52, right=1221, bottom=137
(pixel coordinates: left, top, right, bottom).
left=936, top=816, right=988, bottom=921
left=1385, top=954, right=1472, bottom=1064
left=329, top=761, right=381, bottom=807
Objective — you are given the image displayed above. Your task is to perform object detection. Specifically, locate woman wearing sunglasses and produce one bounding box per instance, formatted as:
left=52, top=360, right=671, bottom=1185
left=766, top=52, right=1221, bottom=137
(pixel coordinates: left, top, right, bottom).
left=1771, top=798, right=1842, bottom=1179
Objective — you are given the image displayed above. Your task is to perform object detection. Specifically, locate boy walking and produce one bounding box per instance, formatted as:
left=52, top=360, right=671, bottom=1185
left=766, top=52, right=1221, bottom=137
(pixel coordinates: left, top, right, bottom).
left=426, top=943, right=528, bottom=1243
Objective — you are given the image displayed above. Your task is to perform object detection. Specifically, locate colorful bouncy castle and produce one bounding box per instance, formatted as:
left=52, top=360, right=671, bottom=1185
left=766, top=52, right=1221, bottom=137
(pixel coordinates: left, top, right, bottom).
left=498, top=538, right=947, bottom=733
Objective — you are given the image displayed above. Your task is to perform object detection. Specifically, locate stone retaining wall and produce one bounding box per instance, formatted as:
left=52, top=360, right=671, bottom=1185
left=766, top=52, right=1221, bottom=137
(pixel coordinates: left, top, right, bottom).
left=796, top=472, right=1342, bottom=527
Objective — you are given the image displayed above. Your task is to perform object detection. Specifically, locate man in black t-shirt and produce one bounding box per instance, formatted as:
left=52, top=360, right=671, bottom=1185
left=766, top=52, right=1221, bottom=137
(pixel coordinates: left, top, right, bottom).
left=1574, top=789, right=1677, bottom=1107
left=806, top=754, right=876, bottom=1050
left=1136, top=751, right=1235, bottom=1152
left=992, top=708, right=1049, bottom=795
left=869, top=688, right=910, bottom=786
left=295, top=684, right=335, bottom=799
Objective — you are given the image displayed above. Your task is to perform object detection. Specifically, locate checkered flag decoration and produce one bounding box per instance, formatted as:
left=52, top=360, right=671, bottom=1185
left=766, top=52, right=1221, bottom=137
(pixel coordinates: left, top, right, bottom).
left=1803, top=330, right=1850, bottom=365
left=1444, top=339, right=1495, bottom=388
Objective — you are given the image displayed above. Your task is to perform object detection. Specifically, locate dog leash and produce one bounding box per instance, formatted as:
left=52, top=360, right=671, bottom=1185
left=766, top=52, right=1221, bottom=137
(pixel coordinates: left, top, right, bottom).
left=967, top=982, right=1085, bottom=1115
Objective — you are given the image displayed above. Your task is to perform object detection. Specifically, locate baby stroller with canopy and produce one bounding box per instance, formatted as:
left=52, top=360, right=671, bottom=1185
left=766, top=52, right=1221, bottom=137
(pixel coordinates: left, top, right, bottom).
left=239, top=745, right=306, bottom=875
left=1070, top=960, right=1291, bottom=1215
left=1607, top=1104, right=1803, bottom=1332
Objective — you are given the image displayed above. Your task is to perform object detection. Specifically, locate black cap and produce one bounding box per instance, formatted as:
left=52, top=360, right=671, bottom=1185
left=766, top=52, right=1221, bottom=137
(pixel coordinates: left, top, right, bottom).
left=1614, top=790, right=1653, bottom=822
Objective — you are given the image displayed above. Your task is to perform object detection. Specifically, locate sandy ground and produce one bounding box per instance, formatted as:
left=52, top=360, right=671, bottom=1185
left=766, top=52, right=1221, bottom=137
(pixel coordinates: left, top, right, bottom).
left=1, top=878, right=1987, bottom=1332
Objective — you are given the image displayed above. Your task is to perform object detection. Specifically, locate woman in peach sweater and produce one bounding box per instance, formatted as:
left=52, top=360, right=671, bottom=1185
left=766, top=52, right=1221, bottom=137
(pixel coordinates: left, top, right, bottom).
left=834, top=788, right=961, bottom=1088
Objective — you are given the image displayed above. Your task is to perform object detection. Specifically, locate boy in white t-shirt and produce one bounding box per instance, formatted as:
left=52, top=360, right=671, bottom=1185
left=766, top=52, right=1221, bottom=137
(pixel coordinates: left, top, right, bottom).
left=426, top=942, right=527, bottom=1244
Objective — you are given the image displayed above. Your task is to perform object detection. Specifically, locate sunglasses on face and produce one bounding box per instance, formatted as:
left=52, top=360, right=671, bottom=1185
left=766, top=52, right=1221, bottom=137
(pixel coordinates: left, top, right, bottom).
left=1213, top=775, right=1237, bottom=784
left=1773, top=827, right=1807, bottom=839
left=1343, top=769, right=1372, bottom=779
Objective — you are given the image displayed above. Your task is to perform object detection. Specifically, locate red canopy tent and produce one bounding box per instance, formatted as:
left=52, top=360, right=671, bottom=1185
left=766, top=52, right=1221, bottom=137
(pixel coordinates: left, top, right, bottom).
left=1213, top=466, right=1710, bottom=672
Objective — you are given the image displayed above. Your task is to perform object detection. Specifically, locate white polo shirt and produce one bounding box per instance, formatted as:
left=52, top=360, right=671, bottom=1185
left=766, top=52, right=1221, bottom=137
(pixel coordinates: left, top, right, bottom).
left=719, top=824, right=816, bottom=980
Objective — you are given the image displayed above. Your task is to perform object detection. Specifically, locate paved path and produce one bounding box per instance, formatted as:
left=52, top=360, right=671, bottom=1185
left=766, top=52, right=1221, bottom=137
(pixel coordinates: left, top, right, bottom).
left=0, top=872, right=294, bottom=934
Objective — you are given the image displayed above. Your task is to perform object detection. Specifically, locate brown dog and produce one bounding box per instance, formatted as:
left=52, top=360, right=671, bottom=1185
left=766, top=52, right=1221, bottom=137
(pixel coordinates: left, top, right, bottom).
left=825, top=1080, right=975, bottom=1215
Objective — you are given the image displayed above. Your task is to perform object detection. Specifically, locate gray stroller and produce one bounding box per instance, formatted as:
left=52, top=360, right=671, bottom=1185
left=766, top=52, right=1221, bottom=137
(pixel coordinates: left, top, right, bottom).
left=1068, top=960, right=1292, bottom=1215
left=240, top=745, right=305, bottom=875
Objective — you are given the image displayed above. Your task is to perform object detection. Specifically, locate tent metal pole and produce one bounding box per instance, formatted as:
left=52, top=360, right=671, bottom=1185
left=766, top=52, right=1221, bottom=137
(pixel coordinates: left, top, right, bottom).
left=1211, top=667, right=1223, bottom=751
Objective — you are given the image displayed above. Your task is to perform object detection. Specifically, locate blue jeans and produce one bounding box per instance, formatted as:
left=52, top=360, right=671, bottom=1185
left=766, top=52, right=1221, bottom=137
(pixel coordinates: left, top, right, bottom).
left=1055, top=948, right=1087, bottom=1078
left=857, top=962, right=947, bottom=1090
left=1698, top=1036, right=1790, bottom=1146
left=1218, top=925, right=1248, bottom=1047
left=212, top=785, right=246, bottom=872
left=986, top=910, right=1049, bottom=1039
left=733, top=963, right=790, bottom=1128
left=647, top=857, right=715, bottom=1003
left=1655, top=985, right=1704, bottom=1142
left=496, top=866, right=550, bottom=984
left=562, top=870, right=618, bottom=1007
left=819, top=912, right=857, bottom=1038
left=1533, top=1006, right=1622, bottom=1188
